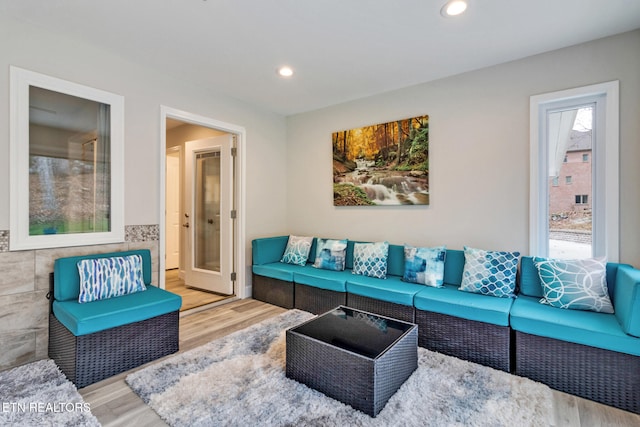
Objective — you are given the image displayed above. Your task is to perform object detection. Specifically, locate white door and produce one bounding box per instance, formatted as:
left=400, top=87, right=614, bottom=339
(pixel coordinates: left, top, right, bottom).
left=184, top=135, right=234, bottom=294
left=165, top=149, right=181, bottom=270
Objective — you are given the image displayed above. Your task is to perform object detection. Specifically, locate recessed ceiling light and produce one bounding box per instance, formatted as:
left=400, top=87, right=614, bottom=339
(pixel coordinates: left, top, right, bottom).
left=441, top=0, right=467, bottom=17
left=277, top=66, right=294, bottom=77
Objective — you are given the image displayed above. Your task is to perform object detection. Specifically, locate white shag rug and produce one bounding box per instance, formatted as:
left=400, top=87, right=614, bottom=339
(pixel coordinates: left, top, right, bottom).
left=127, top=310, right=553, bottom=427
left=0, top=359, right=100, bottom=427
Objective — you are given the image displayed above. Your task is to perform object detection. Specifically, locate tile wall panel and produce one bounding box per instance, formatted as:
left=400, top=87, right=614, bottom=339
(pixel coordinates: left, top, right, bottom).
left=0, top=290, right=49, bottom=333
left=0, top=250, right=35, bottom=296
left=0, top=331, right=35, bottom=371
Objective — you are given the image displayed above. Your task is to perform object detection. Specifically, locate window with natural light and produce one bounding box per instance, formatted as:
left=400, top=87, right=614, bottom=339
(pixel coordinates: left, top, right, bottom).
left=529, top=81, right=619, bottom=262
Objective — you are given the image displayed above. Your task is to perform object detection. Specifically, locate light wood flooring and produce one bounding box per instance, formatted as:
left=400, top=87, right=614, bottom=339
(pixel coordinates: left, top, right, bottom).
left=79, top=299, right=640, bottom=426
left=165, top=269, right=232, bottom=311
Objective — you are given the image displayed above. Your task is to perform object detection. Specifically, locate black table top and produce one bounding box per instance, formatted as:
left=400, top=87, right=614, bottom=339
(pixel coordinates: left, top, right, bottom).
left=288, top=306, right=415, bottom=359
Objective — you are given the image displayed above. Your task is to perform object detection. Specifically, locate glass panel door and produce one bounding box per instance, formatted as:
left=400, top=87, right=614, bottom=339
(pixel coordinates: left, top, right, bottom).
left=194, top=151, right=221, bottom=272
left=184, top=135, right=233, bottom=295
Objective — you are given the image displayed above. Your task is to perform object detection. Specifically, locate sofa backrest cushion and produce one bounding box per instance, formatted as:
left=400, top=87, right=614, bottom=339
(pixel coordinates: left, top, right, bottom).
left=54, top=249, right=152, bottom=302
left=344, top=242, right=404, bottom=276
left=614, top=265, right=640, bottom=337
left=352, top=244, right=464, bottom=283
left=252, top=236, right=289, bottom=265
left=443, top=249, right=465, bottom=286
left=520, top=255, right=623, bottom=299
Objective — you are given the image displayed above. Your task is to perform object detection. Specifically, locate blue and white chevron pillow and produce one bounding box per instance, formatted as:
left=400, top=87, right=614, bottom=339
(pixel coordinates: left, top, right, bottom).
left=353, top=241, right=389, bottom=279
left=459, top=246, right=520, bottom=298
left=78, top=255, right=147, bottom=303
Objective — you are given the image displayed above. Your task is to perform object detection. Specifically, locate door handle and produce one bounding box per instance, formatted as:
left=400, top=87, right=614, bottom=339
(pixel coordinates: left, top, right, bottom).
left=208, top=219, right=214, bottom=224
left=182, top=222, right=190, bottom=228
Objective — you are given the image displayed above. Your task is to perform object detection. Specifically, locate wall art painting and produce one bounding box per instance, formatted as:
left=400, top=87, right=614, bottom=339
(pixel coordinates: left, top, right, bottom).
left=333, top=115, right=429, bottom=206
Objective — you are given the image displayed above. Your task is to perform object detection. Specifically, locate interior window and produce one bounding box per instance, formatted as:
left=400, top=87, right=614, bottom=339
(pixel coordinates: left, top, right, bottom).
left=10, top=67, right=124, bottom=250
left=29, top=87, right=111, bottom=236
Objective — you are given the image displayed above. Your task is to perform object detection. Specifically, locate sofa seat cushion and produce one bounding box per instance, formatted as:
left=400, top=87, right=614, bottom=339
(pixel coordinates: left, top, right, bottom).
left=52, top=285, right=182, bottom=336
left=293, top=268, right=350, bottom=292
left=414, top=284, right=513, bottom=326
left=510, top=295, right=640, bottom=356
left=346, top=275, right=422, bottom=306
left=252, top=262, right=305, bottom=282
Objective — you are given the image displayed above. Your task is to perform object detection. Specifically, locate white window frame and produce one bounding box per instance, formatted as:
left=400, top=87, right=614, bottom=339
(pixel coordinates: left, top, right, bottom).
left=530, top=81, right=619, bottom=261
left=9, top=66, right=125, bottom=250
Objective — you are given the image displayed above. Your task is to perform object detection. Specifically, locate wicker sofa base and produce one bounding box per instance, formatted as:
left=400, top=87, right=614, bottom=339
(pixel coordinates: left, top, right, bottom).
left=294, top=283, right=346, bottom=314
left=252, top=274, right=294, bottom=309
left=514, top=331, right=640, bottom=414
left=49, top=311, right=179, bottom=388
left=415, top=309, right=511, bottom=372
left=347, top=293, right=415, bottom=323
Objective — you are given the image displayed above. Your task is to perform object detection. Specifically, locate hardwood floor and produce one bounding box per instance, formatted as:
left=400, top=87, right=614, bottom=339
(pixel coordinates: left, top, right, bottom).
left=165, top=269, right=233, bottom=311
left=79, top=299, right=640, bottom=426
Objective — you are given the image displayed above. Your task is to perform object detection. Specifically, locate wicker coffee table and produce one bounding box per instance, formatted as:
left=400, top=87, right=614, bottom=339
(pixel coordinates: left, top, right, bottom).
left=286, top=306, right=418, bottom=417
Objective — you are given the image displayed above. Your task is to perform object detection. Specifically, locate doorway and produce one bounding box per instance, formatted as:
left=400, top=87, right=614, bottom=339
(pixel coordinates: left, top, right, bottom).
left=161, top=109, right=246, bottom=311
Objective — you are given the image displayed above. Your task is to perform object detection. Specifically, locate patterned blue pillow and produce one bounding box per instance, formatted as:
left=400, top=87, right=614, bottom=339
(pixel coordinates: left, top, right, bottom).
left=312, top=239, right=348, bottom=271
left=353, top=242, right=389, bottom=279
left=280, top=235, right=314, bottom=266
left=459, top=246, right=520, bottom=298
left=78, top=255, right=147, bottom=303
left=533, top=256, right=614, bottom=313
left=403, top=245, right=446, bottom=287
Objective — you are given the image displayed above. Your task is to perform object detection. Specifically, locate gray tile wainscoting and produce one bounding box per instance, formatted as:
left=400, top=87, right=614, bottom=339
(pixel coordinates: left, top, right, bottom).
left=0, top=225, right=159, bottom=371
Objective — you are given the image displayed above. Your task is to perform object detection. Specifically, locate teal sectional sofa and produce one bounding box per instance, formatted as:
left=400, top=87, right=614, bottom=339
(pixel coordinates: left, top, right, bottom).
left=512, top=256, right=640, bottom=414
left=48, top=249, right=182, bottom=388
left=252, top=236, right=513, bottom=370
left=252, top=235, right=640, bottom=414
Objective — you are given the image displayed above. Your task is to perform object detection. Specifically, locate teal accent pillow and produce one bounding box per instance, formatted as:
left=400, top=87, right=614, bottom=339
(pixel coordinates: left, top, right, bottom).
left=533, top=256, right=614, bottom=313
left=402, top=245, right=446, bottom=287
left=280, top=235, right=313, bottom=266
left=78, top=255, right=147, bottom=303
left=312, top=239, right=348, bottom=271
left=459, top=246, right=520, bottom=298
left=353, top=242, right=389, bottom=279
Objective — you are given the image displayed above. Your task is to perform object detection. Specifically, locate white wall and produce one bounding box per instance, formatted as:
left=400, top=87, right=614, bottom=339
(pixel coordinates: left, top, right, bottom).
left=0, top=16, right=289, bottom=255
left=286, top=30, right=640, bottom=266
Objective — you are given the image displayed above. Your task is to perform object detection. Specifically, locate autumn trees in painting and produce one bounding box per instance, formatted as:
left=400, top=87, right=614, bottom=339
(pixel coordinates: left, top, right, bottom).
left=333, top=115, right=429, bottom=206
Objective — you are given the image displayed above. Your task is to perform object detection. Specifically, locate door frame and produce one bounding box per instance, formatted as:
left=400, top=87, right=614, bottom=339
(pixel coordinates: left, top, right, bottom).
left=165, top=146, right=182, bottom=272
left=159, top=105, right=247, bottom=298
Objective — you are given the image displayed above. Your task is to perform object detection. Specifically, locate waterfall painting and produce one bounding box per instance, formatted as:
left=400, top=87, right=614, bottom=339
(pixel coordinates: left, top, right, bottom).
left=333, top=115, right=429, bottom=206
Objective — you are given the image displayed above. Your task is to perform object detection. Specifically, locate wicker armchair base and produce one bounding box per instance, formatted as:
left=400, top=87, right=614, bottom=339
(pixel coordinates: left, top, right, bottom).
left=415, top=309, right=511, bottom=372
left=49, top=311, right=179, bottom=388
left=252, top=274, right=294, bottom=308
left=347, top=293, right=415, bottom=323
left=294, top=283, right=346, bottom=314
left=514, top=331, right=640, bottom=414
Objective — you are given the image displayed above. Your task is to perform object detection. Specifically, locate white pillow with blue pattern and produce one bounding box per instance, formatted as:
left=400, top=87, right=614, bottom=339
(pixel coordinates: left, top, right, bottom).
left=313, top=239, right=348, bottom=271
left=280, top=235, right=314, bottom=266
left=533, top=256, right=614, bottom=313
left=459, top=246, right=520, bottom=298
left=77, top=255, right=147, bottom=303
left=353, top=242, right=389, bottom=279
left=403, top=245, right=446, bottom=287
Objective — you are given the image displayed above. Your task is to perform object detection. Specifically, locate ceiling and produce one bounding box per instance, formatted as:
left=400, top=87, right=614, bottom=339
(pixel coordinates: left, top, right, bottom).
left=3, top=0, right=640, bottom=116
